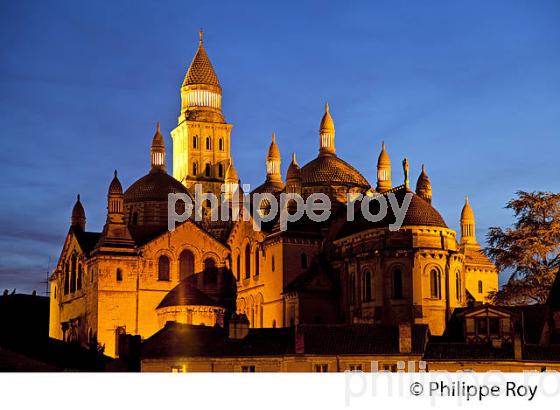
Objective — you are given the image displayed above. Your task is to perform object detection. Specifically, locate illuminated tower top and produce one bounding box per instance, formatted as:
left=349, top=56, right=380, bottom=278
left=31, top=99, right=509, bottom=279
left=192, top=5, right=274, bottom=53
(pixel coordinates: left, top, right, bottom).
left=460, top=196, right=476, bottom=245
left=319, top=102, right=336, bottom=156
left=150, top=122, right=166, bottom=174
left=180, top=30, right=223, bottom=119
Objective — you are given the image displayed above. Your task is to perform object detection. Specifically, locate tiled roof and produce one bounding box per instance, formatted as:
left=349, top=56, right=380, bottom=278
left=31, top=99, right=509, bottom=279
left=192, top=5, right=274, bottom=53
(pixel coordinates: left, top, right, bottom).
left=296, top=324, right=428, bottom=355
left=183, top=44, right=220, bottom=88
left=335, top=186, right=447, bottom=239
left=141, top=322, right=428, bottom=359
left=124, top=172, right=190, bottom=203
left=424, top=342, right=515, bottom=360
left=72, top=227, right=101, bottom=256
left=300, top=155, right=370, bottom=189
left=251, top=180, right=285, bottom=195
left=157, top=280, right=222, bottom=309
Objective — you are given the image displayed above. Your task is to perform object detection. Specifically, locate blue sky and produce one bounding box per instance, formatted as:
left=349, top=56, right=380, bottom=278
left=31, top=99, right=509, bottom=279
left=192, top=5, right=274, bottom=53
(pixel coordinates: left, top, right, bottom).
left=1, top=0, right=559, bottom=293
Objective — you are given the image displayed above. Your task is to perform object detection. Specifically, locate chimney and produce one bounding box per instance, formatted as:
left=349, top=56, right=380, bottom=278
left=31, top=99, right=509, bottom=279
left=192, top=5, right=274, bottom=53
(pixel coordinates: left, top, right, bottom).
left=228, top=313, right=249, bottom=339
left=399, top=323, right=412, bottom=354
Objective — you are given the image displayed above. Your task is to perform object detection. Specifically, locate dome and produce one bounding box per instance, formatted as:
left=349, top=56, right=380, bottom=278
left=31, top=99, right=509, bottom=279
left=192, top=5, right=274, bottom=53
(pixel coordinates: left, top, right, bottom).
left=108, top=170, right=123, bottom=195
left=286, top=152, right=301, bottom=181
left=267, top=133, right=281, bottom=160
left=300, top=155, right=369, bottom=189
left=336, top=188, right=448, bottom=239
left=319, top=102, right=335, bottom=135
left=252, top=180, right=285, bottom=195
left=182, top=32, right=221, bottom=89
left=461, top=196, right=475, bottom=222
left=377, top=142, right=391, bottom=166
left=401, top=193, right=446, bottom=227
left=124, top=172, right=190, bottom=203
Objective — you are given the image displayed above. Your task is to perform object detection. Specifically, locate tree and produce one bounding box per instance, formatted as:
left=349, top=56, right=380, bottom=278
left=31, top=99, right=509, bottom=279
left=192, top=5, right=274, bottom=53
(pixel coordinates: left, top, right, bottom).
left=486, top=191, right=560, bottom=305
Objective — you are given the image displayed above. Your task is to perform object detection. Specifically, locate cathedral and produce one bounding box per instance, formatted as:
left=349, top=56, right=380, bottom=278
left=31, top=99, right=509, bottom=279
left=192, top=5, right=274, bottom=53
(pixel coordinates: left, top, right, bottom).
left=49, top=32, right=498, bottom=358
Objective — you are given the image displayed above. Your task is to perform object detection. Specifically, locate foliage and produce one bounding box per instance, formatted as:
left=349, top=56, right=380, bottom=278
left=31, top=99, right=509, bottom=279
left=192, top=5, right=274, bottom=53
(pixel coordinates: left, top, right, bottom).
left=486, top=191, right=560, bottom=305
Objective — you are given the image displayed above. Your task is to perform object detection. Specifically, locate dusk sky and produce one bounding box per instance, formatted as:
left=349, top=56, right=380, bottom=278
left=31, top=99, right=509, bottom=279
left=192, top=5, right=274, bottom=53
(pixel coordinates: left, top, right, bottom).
left=1, top=0, right=559, bottom=293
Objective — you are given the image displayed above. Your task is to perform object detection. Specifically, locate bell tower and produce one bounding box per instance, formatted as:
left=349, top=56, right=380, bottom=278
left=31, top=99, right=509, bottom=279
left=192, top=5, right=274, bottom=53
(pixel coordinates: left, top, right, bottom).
left=171, top=31, right=233, bottom=197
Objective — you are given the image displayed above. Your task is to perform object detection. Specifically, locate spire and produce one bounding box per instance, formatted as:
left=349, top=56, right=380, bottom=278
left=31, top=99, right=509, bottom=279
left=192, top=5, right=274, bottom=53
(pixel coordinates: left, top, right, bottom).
left=415, top=164, right=432, bottom=204
left=460, top=196, right=476, bottom=245
left=266, top=132, right=282, bottom=182
left=319, top=102, right=336, bottom=156
left=224, top=160, right=240, bottom=202
left=376, top=142, right=392, bottom=192
left=71, top=194, right=86, bottom=230
left=150, top=122, right=166, bottom=173
left=95, top=170, right=134, bottom=253
left=182, top=31, right=221, bottom=89
left=107, top=170, right=124, bottom=224
left=286, top=152, right=302, bottom=195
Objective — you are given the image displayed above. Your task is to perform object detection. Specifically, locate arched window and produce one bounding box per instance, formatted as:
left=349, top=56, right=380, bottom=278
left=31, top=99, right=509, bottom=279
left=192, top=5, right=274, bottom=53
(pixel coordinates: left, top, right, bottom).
left=77, top=264, right=82, bottom=290
left=158, top=256, right=170, bottom=281
left=219, top=138, right=224, bottom=151
left=179, top=250, right=195, bottom=281
left=244, top=244, right=251, bottom=279
left=478, top=280, right=483, bottom=294
left=192, top=162, right=198, bottom=175
left=205, top=163, right=211, bottom=177
left=430, top=268, right=441, bottom=299
left=193, top=135, right=198, bottom=149
left=349, top=272, right=356, bottom=305
left=205, top=137, right=211, bottom=150
left=455, top=271, right=461, bottom=301
left=255, top=248, right=260, bottom=276
left=70, top=255, right=77, bottom=293
left=393, top=268, right=403, bottom=299
left=132, top=212, right=138, bottom=226
left=236, top=254, right=241, bottom=281
left=64, top=263, right=69, bottom=295
left=218, top=163, right=224, bottom=178
left=54, top=286, right=57, bottom=299
left=204, top=257, right=216, bottom=271
left=271, top=255, right=275, bottom=272
left=301, top=253, right=308, bottom=269
left=116, top=268, right=123, bottom=282
left=362, top=270, right=372, bottom=302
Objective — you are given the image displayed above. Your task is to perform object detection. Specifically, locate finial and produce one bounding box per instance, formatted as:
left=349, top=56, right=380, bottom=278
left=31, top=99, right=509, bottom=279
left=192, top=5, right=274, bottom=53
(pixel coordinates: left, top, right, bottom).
left=292, top=152, right=297, bottom=162
left=271, top=132, right=276, bottom=143
left=382, top=141, right=386, bottom=150
left=77, top=194, right=80, bottom=201
left=421, top=164, right=425, bottom=173
left=114, top=169, right=118, bottom=178
left=156, top=121, right=160, bottom=133
left=465, top=195, right=469, bottom=204
left=325, top=102, right=329, bottom=112
left=199, top=29, right=203, bottom=44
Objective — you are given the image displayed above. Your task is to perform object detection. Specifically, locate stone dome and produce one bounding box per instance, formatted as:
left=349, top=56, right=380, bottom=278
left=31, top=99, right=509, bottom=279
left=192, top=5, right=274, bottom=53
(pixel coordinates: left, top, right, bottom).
left=300, top=155, right=369, bottom=189
left=336, top=188, right=448, bottom=239
left=124, top=172, right=190, bottom=204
